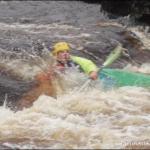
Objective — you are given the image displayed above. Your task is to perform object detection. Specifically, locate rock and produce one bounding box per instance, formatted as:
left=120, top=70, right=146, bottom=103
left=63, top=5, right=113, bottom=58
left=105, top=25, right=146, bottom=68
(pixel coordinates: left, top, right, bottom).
left=98, top=0, right=150, bottom=25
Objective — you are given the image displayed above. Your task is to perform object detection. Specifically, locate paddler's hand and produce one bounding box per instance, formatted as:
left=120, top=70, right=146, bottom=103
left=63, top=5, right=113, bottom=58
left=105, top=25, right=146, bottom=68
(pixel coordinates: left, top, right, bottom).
left=89, top=71, right=98, bottom=80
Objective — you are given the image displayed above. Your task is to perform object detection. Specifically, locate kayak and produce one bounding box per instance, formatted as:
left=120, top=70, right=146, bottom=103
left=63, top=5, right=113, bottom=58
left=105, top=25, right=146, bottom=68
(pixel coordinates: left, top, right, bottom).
left=99, top=68, right=150, bottom=88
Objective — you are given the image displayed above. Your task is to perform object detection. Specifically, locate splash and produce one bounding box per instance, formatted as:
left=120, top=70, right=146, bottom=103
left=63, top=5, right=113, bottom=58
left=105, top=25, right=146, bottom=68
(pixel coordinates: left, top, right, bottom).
left=124, top=63, right=150, bottom=74
left=0, top=34, right=149, bottom=149
left=0, top=66, right=150, bottom=149
left=0, top=13, right=149, bottom=150
left=127, top=27, right=150, bottom=51
left=0, top=45, right=150, bottom=148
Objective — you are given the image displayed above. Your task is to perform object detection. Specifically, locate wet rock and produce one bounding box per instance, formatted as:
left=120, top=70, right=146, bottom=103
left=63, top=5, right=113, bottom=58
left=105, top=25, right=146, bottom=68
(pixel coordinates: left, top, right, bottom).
left=99, top=0, right=150, bottom=25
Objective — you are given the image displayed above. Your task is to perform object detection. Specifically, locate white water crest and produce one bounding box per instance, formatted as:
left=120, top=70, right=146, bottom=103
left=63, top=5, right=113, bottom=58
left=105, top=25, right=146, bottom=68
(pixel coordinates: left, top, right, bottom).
left=0, top=22, right=150, bottom=148
left=0, top=65, right=150, bottom=149
left=124, top=63, right=150, bottom=74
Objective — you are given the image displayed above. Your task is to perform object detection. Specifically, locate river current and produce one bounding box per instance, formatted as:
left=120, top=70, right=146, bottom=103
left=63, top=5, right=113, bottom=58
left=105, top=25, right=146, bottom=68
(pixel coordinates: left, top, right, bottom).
left=0, top=1, right=150, bottom=149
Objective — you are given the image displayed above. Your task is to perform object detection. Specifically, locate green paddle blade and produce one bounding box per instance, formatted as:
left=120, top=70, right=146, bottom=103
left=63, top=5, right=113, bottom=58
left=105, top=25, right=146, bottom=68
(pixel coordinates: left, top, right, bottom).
left=102, top=44, right=123, bottom=68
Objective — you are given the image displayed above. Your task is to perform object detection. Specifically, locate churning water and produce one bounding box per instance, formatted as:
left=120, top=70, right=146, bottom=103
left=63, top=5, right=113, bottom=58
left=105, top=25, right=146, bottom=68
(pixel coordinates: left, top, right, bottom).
left=0, top=1, right=150, bottom=149
left=0, top=61, right=150, bottom=149
left=0, top=86, right=150, bottom=149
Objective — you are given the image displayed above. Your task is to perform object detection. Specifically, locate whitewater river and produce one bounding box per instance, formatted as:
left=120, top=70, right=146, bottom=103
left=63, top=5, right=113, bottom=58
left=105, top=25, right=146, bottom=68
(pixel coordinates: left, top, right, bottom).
left=0, top=1, right=150, bottom=149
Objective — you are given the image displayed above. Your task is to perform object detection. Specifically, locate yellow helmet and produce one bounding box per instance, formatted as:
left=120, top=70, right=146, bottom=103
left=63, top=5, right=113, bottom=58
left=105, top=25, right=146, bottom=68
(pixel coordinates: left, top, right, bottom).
left=52, top=42, right=70, bottom=55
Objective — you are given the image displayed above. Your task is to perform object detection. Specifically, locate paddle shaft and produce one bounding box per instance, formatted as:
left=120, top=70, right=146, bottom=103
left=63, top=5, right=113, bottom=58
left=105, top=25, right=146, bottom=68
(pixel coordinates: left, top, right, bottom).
left=77, top=44, right=123, bottom=92
left=98, top=44, right=123, bottom=72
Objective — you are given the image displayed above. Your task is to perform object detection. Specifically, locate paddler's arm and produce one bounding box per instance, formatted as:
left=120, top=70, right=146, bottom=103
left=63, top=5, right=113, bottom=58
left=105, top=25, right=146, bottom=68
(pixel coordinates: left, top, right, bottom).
left=71, top=56, right=99, bottom=80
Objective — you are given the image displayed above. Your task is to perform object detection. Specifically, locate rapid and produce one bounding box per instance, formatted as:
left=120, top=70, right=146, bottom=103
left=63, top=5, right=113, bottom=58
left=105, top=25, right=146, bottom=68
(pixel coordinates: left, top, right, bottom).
left=0, top=1, right=150, bottom=149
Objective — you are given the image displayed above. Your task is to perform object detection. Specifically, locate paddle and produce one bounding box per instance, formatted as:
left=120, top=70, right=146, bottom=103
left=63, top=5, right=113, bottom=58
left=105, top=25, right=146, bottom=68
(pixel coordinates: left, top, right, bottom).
left=77, top=44, right=123, bottom=92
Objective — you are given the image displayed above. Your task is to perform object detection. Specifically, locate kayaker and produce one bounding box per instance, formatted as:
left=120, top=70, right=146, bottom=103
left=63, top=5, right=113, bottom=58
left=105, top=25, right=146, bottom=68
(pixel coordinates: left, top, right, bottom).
left=51, top=42, right=98, bottom=80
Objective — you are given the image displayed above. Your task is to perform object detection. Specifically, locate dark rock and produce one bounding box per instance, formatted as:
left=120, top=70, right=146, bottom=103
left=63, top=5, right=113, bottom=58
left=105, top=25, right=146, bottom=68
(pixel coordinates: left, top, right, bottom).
left=99, top=0, right=150, bottom=25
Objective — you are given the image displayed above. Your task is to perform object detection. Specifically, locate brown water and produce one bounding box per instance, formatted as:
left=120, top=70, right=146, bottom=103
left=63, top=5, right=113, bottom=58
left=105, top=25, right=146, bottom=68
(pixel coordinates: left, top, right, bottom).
left=0, top=63, right=150, bottom=149
left=0, top=23, right=150, bottom=149
left=0, top=1, right=150, bottom=149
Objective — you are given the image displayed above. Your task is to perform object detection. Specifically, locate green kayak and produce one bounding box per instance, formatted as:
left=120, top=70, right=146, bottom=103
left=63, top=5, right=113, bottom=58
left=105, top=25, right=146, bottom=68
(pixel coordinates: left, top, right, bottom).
left=99, top=68, right=150, bottom=88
